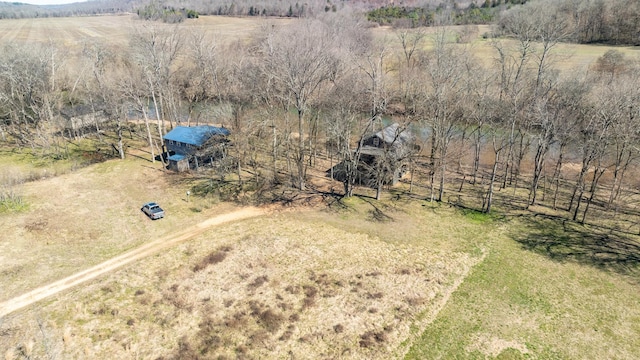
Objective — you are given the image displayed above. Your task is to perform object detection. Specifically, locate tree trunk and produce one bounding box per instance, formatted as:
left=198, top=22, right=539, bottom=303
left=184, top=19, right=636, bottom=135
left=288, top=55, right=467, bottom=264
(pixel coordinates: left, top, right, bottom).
left=272, top=124, right=278, bottom=179
left=529, top=139, right=549, bottom=206
left=569, top=164, right=589, bottom=214
left=297, top=108, right=306, bottom=191
left=472, top=131, right=481, bottom=185
left=141, top=106, right=155, bottom=163
left=409, top=158, right=415, bottom=193
left=116, top=118, right=125, bottom=159
left=485, top=149, right=500, bottom=214
left=551, top=142, right=566, bottom=210
left=608, top=146, right=632, bottom=208
left=582, top=166, right=605, bottom=223
left=438, top=150, right=446, bottom=202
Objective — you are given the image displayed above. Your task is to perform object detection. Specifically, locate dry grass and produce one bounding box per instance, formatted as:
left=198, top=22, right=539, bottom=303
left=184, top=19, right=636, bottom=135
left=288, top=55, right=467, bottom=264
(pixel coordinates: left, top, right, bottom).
left=0, top=15, right=292, bottom=52
left=0, top=14, right=633, bottom=76
left=373, top=23, right=639, bottom=73
left=0, top=191, right=486, bottom=358
left=0, top=153, right=238, bottom=302
left=1, top=150, right=639, bottom=359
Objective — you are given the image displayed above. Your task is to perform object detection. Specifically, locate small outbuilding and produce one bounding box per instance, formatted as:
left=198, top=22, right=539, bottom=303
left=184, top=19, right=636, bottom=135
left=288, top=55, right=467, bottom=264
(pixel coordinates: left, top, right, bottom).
left=163, top=125, right=230, bottom=172
left=329, top=123, right=416, bottom=186
left=59, top=104, right=109, bottom=139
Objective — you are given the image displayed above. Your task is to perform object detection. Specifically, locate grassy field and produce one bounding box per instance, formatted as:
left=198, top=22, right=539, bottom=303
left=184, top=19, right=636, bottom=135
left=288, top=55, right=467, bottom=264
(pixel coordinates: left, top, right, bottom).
left=407, top=216, right=640, bottom=359
left=0, top=15, right=636, bottom=71
left=0, top=15, right=292, bottom=50
left=0, top=152, right=489, bottom=358
left=1, top=150, right=639, bottom=358
left=371, top=23, right=639, bottom=72
left=0, top=151, right=233, bottom=301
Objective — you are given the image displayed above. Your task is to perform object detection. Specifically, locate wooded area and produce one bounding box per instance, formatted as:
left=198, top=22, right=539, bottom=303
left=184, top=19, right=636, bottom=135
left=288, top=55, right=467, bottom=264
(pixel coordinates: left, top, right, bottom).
left=1, top=3, right=639, bottom=227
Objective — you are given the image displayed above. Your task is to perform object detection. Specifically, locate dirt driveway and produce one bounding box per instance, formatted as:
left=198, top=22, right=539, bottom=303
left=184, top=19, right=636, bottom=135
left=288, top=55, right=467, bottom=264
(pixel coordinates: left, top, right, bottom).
left=0, top=207, right=265, bottom=318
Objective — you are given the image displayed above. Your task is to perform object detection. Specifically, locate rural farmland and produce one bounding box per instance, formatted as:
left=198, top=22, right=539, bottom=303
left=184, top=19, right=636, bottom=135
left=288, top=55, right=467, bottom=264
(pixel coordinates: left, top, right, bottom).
left=1, top=5, right=640, bottom=359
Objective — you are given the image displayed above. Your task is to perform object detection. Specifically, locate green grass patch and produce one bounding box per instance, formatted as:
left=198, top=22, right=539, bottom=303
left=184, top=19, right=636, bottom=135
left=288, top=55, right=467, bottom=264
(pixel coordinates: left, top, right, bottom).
left=0, top=193, right=28, bottom=213
left=0, top=137, right=117, bottom=181
left=406, top=214, right=640, bottom=359
left=458, top=207, right=495, bottom=224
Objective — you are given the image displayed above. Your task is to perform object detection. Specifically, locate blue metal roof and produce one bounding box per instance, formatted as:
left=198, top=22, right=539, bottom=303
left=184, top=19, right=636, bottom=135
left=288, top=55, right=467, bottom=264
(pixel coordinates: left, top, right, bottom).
left=163, top=125, right=230, bottom=146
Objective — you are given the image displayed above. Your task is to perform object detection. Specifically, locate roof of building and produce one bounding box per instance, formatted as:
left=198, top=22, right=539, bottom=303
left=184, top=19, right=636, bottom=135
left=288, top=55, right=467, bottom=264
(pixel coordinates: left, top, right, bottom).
left=163, top=125, right=230, bottom=146
left=60, top=104, right=107, bottom=119
left=371, top=123, right=412, bottom=145
left=359, top=146, right=385, bottom=156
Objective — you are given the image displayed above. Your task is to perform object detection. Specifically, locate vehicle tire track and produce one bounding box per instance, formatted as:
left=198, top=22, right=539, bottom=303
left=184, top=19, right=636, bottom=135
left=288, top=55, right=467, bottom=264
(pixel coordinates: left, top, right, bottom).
left=0, top=207, right=265, bottom=318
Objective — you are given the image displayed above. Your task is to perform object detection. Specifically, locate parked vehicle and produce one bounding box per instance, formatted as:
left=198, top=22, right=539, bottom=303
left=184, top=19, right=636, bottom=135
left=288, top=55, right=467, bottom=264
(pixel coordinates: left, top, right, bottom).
left=141, top=202, right=165, bottom=220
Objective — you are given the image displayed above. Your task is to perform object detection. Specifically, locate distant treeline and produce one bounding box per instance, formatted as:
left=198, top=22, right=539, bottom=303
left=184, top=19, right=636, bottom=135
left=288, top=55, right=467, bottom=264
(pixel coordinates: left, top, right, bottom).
left=366, top=0, right=527, bottom=27
left=137, top=2, right=199, bottom=23
left=0, top=0, right=326, bottom=19
left=0, top=0, right=141, bottom=18
left=368, top=0, right=640, bottom=46
left=496, top=0, right=640, bottom=46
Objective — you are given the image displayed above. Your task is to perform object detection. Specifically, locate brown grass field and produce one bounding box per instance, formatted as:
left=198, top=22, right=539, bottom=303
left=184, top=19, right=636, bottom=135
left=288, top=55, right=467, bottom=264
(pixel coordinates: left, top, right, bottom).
left=1, top=15, right=640, bottom=360
left=0, top=151, right=491, bottom=358
left=0, top=15, right=293, bottom=51
left=0, top=14, right=636, bottom=70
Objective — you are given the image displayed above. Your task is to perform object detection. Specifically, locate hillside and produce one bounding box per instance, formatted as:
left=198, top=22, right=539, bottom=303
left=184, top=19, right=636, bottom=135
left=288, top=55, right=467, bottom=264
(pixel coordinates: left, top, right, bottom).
left=1, top=152, right=639, bottom=358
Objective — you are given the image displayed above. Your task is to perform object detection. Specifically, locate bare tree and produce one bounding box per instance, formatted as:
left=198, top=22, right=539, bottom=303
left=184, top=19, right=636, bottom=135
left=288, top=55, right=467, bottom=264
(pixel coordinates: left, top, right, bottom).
left=530, top=75, right=590, bottom=208
left=569, top=98, right=610, bottom=222
left=80, top=41, right=128, bottom=159
left=466, top=70, right=497, bottom=188
left=177, top=31, right=222, bottom=124
left=0, top=43, right=61, bottom=154
left=528, top=2, right=572, bottom=95
left=598, top=71, right=640, bottom=210
left=259, top=19, right=340, bottom=190
left=493, top=8, right=540, bottom=192
left=420, top=29, right=471, bottom=202
left=130, top=23, right=184, bottom=139
left=119, top=64, right=159, bottom=163
left=483, top=101, right=510, bottom=214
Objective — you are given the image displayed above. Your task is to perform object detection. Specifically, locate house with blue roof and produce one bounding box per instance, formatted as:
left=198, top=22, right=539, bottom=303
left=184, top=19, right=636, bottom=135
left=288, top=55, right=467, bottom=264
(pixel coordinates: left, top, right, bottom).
left=163, top=125, right=230, bottom=171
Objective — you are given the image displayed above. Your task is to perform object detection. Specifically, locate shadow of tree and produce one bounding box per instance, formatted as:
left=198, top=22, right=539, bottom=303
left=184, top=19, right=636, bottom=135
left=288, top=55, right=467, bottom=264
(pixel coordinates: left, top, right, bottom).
left=510, top=214, right=640, bottom=279
left=357, top=196, right=395, bottom=223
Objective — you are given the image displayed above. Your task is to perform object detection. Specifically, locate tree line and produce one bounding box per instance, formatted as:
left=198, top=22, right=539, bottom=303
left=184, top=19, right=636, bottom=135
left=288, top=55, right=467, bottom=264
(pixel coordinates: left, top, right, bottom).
left=1, top=11, right=640, bottom=225
left=366, top=0, right=516, bottom=28
left=0, top=0, right=335, bottom=19
left=368, top=0, right=640, bottom=47
left=497, top=0, right=640, bottom=45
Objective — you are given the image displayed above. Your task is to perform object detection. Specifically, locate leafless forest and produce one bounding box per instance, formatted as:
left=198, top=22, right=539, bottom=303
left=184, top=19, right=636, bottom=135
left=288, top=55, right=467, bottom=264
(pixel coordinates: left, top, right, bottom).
left=1, top=0, right=640, bottom=228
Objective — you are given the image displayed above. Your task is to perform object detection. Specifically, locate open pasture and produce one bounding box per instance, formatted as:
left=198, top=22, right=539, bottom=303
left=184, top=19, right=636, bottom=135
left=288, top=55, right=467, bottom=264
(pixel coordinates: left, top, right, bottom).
left=0, top=15, right=636, bottom=72
left=0, top=151, right=489, bottom=358
left=0, top=15, right=292, bottom=50
left=0, top=151, right=639, bottom=358
left=370, top=23, right=639, bottom=72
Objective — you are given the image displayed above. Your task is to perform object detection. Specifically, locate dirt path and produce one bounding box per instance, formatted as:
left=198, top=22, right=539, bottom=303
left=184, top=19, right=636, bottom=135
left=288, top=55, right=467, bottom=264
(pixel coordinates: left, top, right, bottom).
left=0, top=207, right=265, bottom=319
